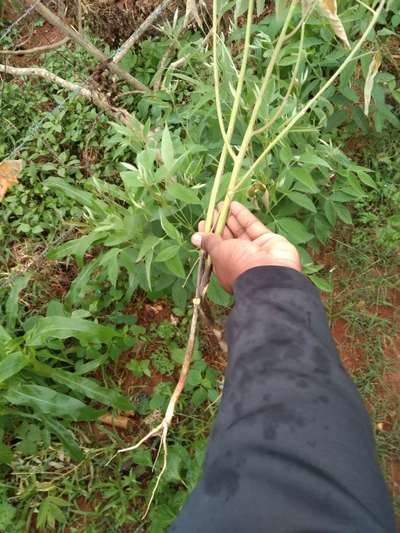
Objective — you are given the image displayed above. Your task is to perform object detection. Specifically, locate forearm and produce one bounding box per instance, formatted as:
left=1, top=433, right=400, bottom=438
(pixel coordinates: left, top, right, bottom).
left=172, top=266, right=395, bottom=532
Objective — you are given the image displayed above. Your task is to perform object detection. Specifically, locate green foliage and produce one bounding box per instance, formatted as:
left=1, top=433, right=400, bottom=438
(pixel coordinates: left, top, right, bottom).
left=0, top=0, right=399, bottom=529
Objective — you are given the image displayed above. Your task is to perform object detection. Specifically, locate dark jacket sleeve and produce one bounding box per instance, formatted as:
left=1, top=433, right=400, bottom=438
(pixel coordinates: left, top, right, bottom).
left=172, top=266, right=396, bottom=533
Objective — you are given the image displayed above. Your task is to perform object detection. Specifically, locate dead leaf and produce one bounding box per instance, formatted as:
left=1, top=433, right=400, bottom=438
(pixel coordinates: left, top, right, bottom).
left=319, top=0, right=350, bottom=49
left=364, top=51, right=382, bottom=116
left=0, top=159, right=23, bottom=201
left=185, top=0, right=203, bottom=27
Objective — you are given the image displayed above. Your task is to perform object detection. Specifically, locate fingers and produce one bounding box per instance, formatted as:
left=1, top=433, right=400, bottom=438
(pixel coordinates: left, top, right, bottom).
left=198, top=212, right=234, bottom=240
left=197, top=201, right=270, bottom=242
left=216, top=201, right=270, bottom=240
left=191, top=232, right=223, bottom=257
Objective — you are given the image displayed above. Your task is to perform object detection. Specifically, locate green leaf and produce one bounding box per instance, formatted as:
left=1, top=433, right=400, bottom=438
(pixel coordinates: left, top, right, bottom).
left=25, top=317, right=119, bottom=347
left=167, top=183, right=201, bottom=205
left=145, top=249, right=154, bottom=290
left=288, top=168, right=319, bottom=193
left=234, top=0, right=248, bottom=20
left=165, top=254, right=186, bottom=279
left=0, top=442, right=13, bottom=465
left=52, top=369, right=132, bottom=411
left=155, top=244, right=180, bottom=262
left=6, top=274, right=31, bottom=331
left=46, top=177, right=106, bottom=215
left=137, top=235, right=160, bottom=262
left=0, top=352, right=28, bottom=383
left=159, top=210, right=182, bottom=242
left=4, top=384, right=101, bottom=421
left=207, top=274, right=232, bottom=306
left=161, top=124, right=174, bottom=170
left=48, top=233, right=101, bottom=263
left=0, top=325, right=11, bottom=343
left=192, top=387, right=208, bottom=407
left=131, top=448, right=153, bottom=467
left=186, top=369, right=203, bottom=388
left=67, top=255, right=102, bottom=303
left=310, top=275, right=333, bottom=293
left=357, top=170, right=377, bottom=189
left=334, top=203, right=353, bottom=224
left=323, top=200, right=337, bottom=226
left=287, top=191, right=316, bottom=212
left=314, top=214, right=331, bottom=244
left=277, top=217, right=313, bottom=244
left=325, top=110, right=348, bottom=130
left=39, top=414, right=84, bottom=461
left=37, top=496, right=66, bottom=530
left=300, top=151, right=331, bottom=169
left=99, top=248, right=120, bottom=287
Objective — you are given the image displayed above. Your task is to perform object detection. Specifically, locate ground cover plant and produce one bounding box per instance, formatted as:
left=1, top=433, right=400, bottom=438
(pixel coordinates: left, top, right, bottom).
left=0, top=0, right=399, bottom=530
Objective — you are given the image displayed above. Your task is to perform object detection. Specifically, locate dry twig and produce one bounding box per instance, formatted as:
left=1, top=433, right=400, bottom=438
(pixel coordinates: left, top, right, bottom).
left=112, top=0, right=174, bottom=64
left=23, top=0, right=147, bottom=92
left=0, top=63, right=134, bottom=125
left=0, top=37, right=70, bottom=55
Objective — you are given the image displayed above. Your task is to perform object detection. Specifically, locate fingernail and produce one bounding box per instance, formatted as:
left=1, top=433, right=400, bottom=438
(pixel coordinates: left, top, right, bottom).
left=191, top=233, right=202, bottom=247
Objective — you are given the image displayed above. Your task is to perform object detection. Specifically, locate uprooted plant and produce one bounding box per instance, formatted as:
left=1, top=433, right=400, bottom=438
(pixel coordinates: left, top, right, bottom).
left=113, top=0, right=387, bottom=517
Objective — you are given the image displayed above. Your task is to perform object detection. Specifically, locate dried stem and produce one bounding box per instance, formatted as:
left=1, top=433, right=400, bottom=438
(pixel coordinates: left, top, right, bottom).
left=23, top=0, right=147, bottom=92
left=0, top=37, right=69, bottom=55
left=0, top=64, right=135, bottom=126
left=112, top=0, right=174, bottom=64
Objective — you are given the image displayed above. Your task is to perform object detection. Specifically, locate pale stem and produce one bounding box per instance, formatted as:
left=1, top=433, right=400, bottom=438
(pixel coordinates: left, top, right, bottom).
left=254, top=22, right=305, bottom=136
left=205, top=0, right=255, bottom=231
left=215, top=0, right=297, bottom=235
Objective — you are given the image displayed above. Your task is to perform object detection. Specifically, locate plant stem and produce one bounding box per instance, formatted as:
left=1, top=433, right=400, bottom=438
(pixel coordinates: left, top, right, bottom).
left=205, top=0, right=255, bottom=231
left=215, top=0, right=297, bottom=235
left=254, top=23, right=305, bottom=136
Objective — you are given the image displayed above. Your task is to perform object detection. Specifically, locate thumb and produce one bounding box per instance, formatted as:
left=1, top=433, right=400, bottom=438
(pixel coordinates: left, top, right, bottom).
left=191, top=232, right=223, bottom=257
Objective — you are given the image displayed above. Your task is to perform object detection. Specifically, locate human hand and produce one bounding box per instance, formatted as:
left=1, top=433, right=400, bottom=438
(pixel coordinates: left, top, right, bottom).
left=191, top=201, right=301, bottom=293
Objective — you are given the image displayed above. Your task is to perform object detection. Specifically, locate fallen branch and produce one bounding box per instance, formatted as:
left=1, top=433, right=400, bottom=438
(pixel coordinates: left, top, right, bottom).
left=112, top=0, right=174, bottom=65
left=0, top=64, right=135, bottom=126
left=0, top=37, right=70, bottom=55
left=23, top=0, right=147, bottom=92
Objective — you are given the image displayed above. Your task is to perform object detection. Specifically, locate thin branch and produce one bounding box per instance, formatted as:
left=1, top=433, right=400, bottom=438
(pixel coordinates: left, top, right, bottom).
left=112, top=0, right=174, bottom=64
left=77, top=0, right=82, bottom=33
left=254, top=23, right=305, bottom=136
left=204, top=0, right=255, bottom=232
left=0, top=37, right=69, bottom=55
left=0, top=64, right=135, bottom=126
left=23, top=0, right=147, bottom=92
left=215, top=0, right=297, bottom=235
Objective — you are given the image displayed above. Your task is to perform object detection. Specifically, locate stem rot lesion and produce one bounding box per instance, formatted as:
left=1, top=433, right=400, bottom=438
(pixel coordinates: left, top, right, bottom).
left=116, top=0, right=387, bottom=518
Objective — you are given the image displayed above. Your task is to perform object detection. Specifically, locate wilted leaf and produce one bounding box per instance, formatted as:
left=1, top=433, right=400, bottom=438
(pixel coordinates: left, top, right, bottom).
left=364, top=52, right=382, bottom=116
left=0, top=160, right=23, bottom=201
left=319, top=0, right=350, bottom=49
